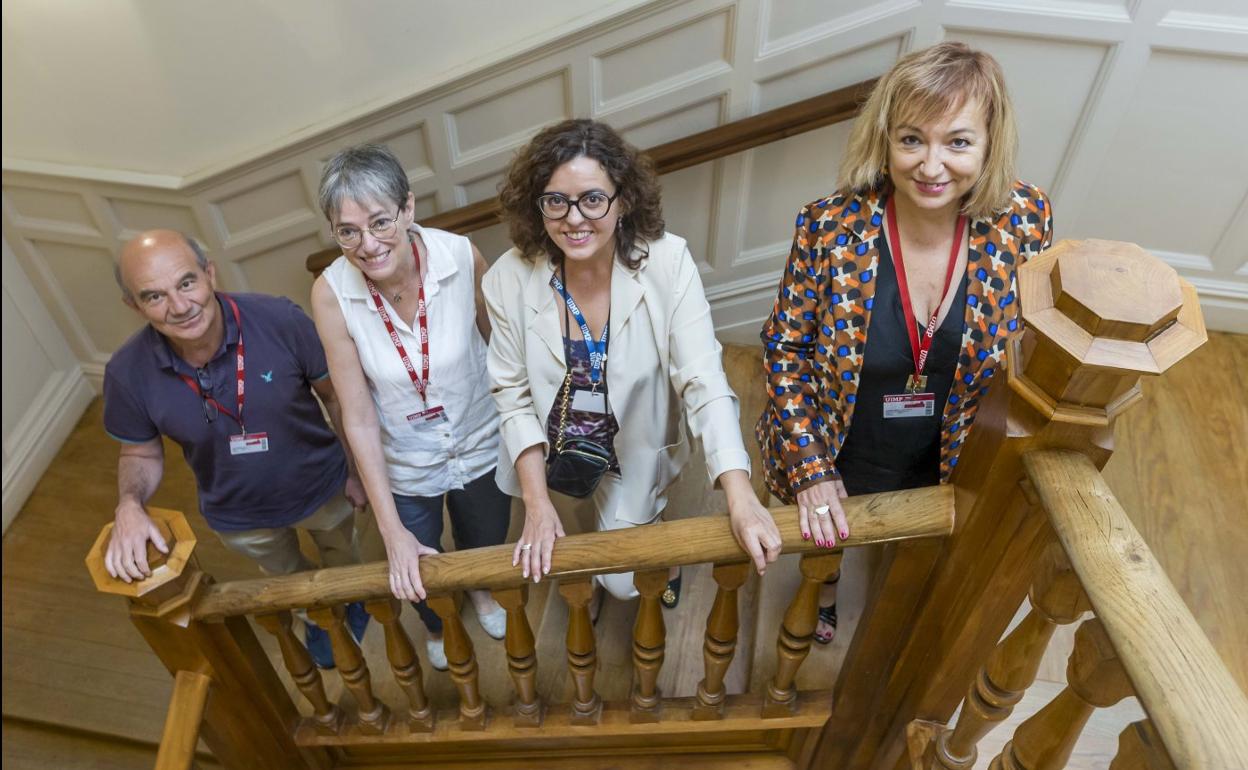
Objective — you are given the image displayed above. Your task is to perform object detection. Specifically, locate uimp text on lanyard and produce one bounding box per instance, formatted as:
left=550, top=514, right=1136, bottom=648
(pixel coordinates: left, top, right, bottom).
left=176, top=294, right=269, bottom=454
left=881, top=198, right=966, bottom=419
left=365, top=238, right=446, bottom=427
left=550, top=265, right=611, bottom=414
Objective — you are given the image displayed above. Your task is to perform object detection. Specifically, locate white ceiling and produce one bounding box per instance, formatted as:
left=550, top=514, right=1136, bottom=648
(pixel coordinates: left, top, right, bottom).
left=0, top=0, right=650, bottom=177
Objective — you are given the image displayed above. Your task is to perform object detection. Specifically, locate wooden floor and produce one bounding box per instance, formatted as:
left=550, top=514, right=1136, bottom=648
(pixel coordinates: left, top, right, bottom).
left=2, top=333, right=1245, bottom=768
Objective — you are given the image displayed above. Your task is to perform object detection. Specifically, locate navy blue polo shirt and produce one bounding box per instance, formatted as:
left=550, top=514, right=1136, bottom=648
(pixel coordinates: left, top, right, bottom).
left=103, top=292, right=347, bottom=532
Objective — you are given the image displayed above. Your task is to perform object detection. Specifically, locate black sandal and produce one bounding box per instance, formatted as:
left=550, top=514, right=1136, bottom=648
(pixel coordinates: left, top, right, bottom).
left=815, top=570, right=841, bottom=645
left=660, top=568, right=682, bottom=609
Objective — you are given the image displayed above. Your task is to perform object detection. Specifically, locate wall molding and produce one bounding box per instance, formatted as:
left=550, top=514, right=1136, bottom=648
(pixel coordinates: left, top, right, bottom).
left=2, top=364, right=94, bottom=532
left=2, top=0, right=1245, bottom=382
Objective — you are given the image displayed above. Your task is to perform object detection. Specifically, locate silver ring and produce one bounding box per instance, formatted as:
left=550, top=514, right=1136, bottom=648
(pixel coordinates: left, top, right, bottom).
left=519, top=543, right=532, bottom=551
left=814, top=505, right=831, bottom=517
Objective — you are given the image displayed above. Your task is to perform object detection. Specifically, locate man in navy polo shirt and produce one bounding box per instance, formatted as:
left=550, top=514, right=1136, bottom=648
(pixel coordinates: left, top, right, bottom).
left=103, top=229, right=367, bottom=667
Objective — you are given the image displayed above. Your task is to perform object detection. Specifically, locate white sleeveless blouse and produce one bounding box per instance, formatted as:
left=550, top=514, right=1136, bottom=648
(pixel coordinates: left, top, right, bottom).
left=322, top=224, right=499, bottom=496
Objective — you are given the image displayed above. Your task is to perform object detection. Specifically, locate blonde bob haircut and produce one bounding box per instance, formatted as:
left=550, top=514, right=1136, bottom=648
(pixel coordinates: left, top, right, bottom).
left=840, top=42, right=1018, bottom=219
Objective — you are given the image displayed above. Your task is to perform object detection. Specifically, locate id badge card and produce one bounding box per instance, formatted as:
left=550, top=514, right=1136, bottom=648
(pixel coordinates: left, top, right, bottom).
left=570, top=388, right=608, bottom=414
left=407, top=405, right=448, bottom=429
left=882, top=392, right=936, bottom=419
left=229, top=432, right=270, bottom=455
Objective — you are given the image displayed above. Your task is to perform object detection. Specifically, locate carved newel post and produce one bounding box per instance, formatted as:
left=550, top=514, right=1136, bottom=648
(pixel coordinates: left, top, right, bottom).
left=818, top=239, right=1207, bottom=770
left=86, top=508, right=325, bottom=769
left=1008, top=238, right=1205, bottom=431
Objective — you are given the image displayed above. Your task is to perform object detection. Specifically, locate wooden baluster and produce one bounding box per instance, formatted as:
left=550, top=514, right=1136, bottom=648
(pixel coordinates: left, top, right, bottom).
left=1109, top=720, right=1176, bottom=770
left=630, top=569, right=669, bottom=723
left=558, top=578, right=602, bottom=725
left=364, top=599, right=433, bottom=732
left=693, top=562, right=751, bottom=720
left=988, top=618, right=1134, bottom=770
left=154, top=670, right=212, bottom=770
left=929, top=545, right=1090, bottom=768
left=763, top=552, right=842, bottom=717
left=426, top=593, right=488, bottom=730
left=254, top=611, right=344, bottom=736
left=491, top=585, right=543, bottom=727
left=306, top=605, right=390, bottom=735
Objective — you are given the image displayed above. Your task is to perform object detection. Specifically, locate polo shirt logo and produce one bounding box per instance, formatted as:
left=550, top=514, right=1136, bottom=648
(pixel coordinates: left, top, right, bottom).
left=261, top=370, right=273, bottom=383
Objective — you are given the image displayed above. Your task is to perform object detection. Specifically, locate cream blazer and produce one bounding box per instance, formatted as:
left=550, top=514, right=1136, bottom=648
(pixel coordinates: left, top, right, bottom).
left=483, top=232, right=751, bottom=525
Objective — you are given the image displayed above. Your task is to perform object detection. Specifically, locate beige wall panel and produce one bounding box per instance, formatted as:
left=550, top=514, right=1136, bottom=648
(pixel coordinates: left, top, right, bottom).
left=212, top=173, right=314, bottom=241
left=594, top=10, right=733, bottom=110
left=761, top=0, right=881, bottom=47
left=755, top=36, right=903, bottom=113
left=448, top=71, right=570, bottom=165
left=946, top=30, right=1108, bottom=194
left=660, top=162, right=719, bottom=269
left=1161, top=0, right=1245, bottom=17
left=373, top=123, right=434, bottom=179
left=459, top=172, right=505, bottom=206
left=738, top=122, right=852, bottom=260
left=233, top=234, right=321, bottom=310
left=106, top=197, right=204, bottom=242
left=3, top=187, right=98, bottom=235
left=2, top=283, right=58, bottom=442
left=619, top=97, right=724, bottom=150
left=1066, top=50, right=1248, bottom=257
left=32, top=240, right=140, bottom=353
left=411, top=192, right=439, bottom=221
left=468, top=222, right=514, bottom=265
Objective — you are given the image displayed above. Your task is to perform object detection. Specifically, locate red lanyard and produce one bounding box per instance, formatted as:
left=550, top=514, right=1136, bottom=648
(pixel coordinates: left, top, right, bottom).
left=178, top=294, right=247, bottom=431
left=886, top=199, right=966, bottom=387
left=365, top=239, right=429, bottom=402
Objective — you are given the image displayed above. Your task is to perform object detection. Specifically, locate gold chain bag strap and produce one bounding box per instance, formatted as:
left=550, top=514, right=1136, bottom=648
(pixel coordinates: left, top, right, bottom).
left=545, top=276, right=613, bottom=499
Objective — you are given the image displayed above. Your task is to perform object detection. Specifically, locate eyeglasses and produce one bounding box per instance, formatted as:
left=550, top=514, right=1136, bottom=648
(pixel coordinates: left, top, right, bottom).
left=332, top=209, right=402, bottom=248
left=196, top=367, right=216, bottom=425
left=536, top=191, right=619, bottom=221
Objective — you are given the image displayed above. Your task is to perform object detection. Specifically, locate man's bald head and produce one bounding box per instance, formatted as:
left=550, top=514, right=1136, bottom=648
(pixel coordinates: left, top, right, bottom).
left=115, top=230, right=209, bottom=303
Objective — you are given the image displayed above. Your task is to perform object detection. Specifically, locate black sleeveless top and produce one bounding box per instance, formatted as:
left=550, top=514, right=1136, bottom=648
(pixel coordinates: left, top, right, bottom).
left=834, top=234, right=966, bottom=497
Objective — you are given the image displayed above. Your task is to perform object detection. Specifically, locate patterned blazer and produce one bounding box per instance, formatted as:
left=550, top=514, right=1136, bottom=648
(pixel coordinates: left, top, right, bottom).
left=756, top=181, right=1053, bottom=502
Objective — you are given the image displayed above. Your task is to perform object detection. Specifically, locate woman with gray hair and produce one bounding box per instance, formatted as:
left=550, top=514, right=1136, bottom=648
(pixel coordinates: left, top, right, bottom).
left=310, top=143, right=510, bottom=671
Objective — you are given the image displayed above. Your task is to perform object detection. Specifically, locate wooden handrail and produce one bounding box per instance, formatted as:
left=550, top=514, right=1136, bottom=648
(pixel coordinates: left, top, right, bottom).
left=193, top=484, right=951, bottom=621
left=154, top=669, right=212, bottom=770
left=304, top=78, right=877, bottom=274
left=1023, top=449, right=1248, bottom=769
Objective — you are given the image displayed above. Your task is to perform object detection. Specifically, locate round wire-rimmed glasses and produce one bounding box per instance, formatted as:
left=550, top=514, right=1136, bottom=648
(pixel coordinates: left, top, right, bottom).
left=332, top=209, right=401, bottom=248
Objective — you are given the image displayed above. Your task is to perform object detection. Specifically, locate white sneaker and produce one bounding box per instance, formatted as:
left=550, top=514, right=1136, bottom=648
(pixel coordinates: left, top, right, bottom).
left=476, top=606, right=507, bottom=640
left=426, top=637, right=448, bottom=671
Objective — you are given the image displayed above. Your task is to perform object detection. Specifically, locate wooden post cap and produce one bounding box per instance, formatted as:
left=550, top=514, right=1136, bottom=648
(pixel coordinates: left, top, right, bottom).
left=85, top=507, right=202, bottom=618
left=1010, top=239, right=1206, bottom=424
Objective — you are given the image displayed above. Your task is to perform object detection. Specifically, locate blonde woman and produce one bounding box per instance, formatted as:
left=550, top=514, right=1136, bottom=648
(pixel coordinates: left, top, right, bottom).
left=758, top=42, right=1053, bottom=644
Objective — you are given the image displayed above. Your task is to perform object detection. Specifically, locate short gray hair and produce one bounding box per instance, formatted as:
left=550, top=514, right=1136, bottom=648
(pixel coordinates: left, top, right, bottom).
left=318, top=143, right=410, bottom=221
left=114, top=233, right=209, bottom=302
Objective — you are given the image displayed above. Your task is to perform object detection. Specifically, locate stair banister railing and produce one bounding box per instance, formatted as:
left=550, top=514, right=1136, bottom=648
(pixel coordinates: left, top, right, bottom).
left=813, top=239, right=1238, bottom=770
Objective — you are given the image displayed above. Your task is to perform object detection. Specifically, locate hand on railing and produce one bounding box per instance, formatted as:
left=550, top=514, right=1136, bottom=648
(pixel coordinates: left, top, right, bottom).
left=723, top=468, right=782, bottom=574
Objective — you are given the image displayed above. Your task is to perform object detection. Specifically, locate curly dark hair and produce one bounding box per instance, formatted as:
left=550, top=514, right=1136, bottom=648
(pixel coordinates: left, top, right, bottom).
left=499, top=119, right=664, bottom=269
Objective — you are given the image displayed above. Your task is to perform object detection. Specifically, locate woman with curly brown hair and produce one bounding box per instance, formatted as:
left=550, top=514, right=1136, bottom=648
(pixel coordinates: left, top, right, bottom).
left=483, top=118, right=781, bottom=612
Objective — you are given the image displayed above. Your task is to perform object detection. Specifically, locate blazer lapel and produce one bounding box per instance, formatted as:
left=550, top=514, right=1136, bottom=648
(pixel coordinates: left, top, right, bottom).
left=609, top=260, right=645, bottom=337
left=524, top=258, right=565, bottom=368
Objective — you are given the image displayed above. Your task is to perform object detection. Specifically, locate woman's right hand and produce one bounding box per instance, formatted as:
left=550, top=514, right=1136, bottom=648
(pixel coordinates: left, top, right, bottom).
left=514, top=496, right=565, bottom=583
left=796, top=478, right=849, bottom=548
left=383, top=528, right=439, bottom=601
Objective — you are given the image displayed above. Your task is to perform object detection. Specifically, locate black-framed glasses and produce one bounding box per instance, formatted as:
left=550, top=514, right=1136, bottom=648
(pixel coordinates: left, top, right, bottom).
left=536, top=190, right=619, bottom=221
left=196, top=367, right=216, bottom=425
left=332, top=209, right=401, bottom=248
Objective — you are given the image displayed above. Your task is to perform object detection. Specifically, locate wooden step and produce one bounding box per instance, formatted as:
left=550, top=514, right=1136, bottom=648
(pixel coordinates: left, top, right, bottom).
left=1, top=717, right=220, bottom=770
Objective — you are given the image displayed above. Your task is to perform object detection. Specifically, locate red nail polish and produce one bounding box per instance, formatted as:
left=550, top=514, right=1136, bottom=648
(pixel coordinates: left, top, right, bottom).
left=841, top=530, right=848, bottom=539
left=803, top=532, right=810, bottom=540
